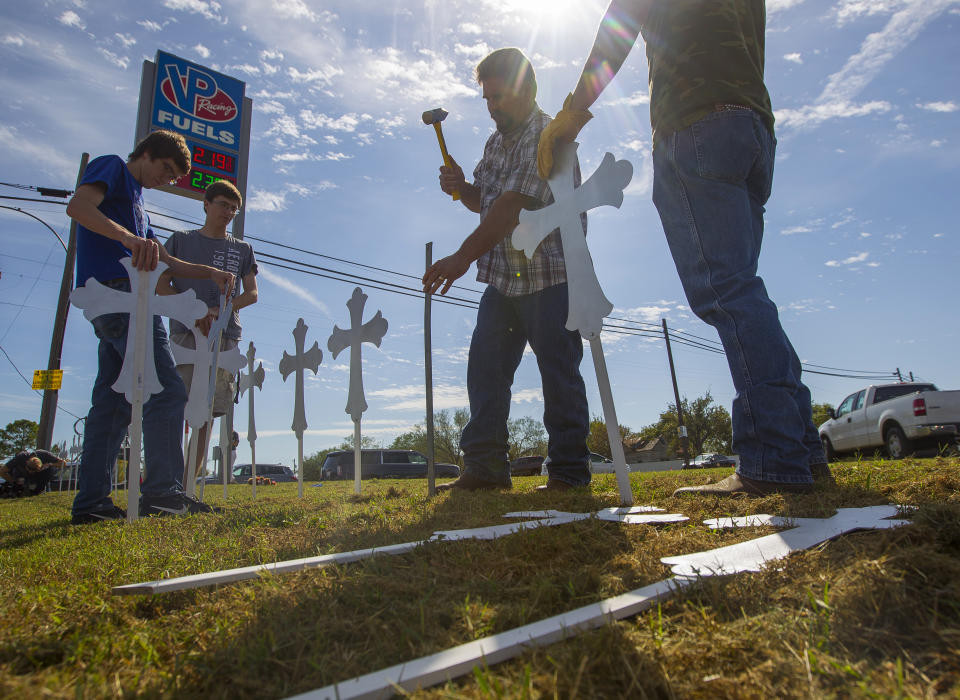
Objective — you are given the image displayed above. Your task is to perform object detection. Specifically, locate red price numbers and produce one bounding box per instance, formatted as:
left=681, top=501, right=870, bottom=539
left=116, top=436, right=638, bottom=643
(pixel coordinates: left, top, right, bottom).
left=192, top=146, right=235, bottom=174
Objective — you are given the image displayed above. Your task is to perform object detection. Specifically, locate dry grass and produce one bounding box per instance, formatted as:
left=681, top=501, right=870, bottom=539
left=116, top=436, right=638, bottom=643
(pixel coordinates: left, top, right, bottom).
left=1, top=456, right=958, bottom=698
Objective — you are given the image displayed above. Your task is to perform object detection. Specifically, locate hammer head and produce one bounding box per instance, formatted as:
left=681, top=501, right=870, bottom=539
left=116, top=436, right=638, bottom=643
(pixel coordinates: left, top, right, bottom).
left=421, top=108, right=448, bottom=125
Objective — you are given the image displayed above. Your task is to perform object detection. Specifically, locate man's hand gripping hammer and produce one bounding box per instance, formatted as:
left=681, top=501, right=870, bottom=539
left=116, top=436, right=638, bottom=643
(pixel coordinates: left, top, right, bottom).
left=422, top=107, right=460, bottom=201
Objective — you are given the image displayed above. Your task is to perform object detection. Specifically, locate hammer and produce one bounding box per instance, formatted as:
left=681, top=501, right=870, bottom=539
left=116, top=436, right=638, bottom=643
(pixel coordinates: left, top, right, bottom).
left=422, top=107, right=460, bottom=201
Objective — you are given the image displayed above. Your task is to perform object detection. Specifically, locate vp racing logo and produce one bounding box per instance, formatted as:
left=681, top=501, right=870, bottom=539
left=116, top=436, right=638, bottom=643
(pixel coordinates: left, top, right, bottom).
left=161, top=65, right=237, bottom=122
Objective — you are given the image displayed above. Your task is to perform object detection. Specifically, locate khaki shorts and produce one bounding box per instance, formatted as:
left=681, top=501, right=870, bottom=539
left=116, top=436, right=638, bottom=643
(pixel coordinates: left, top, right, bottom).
left=171, top=332, right=239, bottom=417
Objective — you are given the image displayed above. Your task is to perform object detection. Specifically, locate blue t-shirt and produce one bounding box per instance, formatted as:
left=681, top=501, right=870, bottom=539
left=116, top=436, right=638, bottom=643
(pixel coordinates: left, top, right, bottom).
left=75, top=155, right=156, bottom=286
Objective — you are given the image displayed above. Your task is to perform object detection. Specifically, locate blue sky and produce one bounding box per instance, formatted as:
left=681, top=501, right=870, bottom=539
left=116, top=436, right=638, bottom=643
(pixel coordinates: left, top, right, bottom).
left=1, top=0, right=958, bottom=467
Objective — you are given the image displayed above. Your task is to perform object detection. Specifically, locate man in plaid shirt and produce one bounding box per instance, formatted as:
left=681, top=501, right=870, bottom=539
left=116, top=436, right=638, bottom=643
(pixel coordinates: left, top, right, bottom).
left=422, top=48, right=590, bottom=492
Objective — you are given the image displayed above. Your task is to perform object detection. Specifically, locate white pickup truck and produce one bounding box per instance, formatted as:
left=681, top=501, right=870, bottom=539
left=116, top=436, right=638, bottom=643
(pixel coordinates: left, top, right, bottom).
left=819, top=382, right=960, bottom=460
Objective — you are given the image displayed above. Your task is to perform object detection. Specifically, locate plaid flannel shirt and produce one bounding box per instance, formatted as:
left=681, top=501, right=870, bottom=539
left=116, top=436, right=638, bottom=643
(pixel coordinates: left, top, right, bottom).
left=473, top=106, right=584, bottom=297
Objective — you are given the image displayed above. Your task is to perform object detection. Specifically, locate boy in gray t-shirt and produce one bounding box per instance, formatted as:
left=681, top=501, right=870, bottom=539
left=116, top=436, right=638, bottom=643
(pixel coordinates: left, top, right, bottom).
left=162, top=180, right=258, bottom=486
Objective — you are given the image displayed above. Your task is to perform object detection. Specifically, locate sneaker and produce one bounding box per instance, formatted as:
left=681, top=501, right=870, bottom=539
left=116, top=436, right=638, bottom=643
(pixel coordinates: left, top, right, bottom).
left=436, top=472, right=511, bottom=492
left=673, top=472, right=813, bottom=497
left=72, top=505, right=127, bottom=524
left=140, top=493, right=221, bottom=517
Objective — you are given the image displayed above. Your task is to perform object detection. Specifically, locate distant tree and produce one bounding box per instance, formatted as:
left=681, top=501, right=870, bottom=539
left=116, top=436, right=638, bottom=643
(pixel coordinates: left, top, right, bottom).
left=638, top=392, right=732, bottom=457
left=0, top=419, right=39, bottom=457
left=586, top=415, right=635, bottom=459
left=507, top=416, right=547, bottom=462
left=390, top=408, right=469, bottom=466
left=337, top=434, right=381, bottom=451
left=811, top=402, right=834, bottom=429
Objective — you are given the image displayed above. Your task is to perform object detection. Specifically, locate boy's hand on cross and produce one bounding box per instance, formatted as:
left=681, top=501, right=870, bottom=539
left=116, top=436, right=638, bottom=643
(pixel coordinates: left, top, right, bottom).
left=128, top=235, right=160, bottom=271
left=196, top=306, right=219, bottom=336
left=210, top=269, right=235, bottom=297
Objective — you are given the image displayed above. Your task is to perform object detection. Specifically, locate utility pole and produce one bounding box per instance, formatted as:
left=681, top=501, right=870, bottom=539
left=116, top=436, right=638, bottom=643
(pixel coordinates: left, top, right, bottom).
left=38, top=153, right=88, bottom=450
left=662, top=319, right=690, bottom=467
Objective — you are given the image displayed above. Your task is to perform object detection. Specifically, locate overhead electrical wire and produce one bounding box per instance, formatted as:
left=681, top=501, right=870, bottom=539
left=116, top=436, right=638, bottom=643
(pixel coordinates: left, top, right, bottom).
left=0, top=188, right=901, bottom=382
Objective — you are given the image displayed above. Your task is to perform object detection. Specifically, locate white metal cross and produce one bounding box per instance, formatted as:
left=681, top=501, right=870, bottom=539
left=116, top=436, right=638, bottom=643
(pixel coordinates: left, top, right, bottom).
left=280, top=317, right=323, bottom=497
left=511, top=143, right=635, bottom=505
left=328, top=287, right=388, bottom=494
left=239, top=341, right=265, bottom=498
left=71, top=258, right=207, bottom=521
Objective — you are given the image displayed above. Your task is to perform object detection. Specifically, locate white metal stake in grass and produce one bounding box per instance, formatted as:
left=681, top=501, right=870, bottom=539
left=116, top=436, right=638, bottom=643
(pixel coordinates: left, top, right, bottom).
left=512, top=143, right=634, bottom=505
left=328, top=287, right=388, bottom=495
left=239, top=341, right=264, bottom=499
left=71, top=258, right=206, bottom=522
left=280, top=318, right=323, bottom=498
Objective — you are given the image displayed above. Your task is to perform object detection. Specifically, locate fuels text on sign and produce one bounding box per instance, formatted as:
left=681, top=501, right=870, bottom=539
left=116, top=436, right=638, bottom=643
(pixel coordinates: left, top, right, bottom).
left=147, top=51, right=247, bottom=198
left=32, top=370, right=63, bottom=391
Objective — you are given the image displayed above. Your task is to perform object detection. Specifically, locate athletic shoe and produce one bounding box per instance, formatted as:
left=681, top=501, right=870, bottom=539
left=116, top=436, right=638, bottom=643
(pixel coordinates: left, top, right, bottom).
left=140, top=493, right=221, bottom=517
left=72, top=505, right=127, bottom=524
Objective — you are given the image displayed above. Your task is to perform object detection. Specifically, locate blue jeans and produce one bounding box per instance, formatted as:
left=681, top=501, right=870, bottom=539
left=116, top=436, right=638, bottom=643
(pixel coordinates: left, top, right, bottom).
left=652, top=109, right=825, bottom=484
left=460, top=284, right=590, bottom=486
left=72, top=286, right=187, bottom=515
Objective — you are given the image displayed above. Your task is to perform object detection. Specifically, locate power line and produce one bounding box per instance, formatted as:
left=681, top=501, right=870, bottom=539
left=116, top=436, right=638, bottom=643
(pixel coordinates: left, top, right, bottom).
left=1, top=191, right=902, bottom=382
left=0, top=343, right=84, bottom=421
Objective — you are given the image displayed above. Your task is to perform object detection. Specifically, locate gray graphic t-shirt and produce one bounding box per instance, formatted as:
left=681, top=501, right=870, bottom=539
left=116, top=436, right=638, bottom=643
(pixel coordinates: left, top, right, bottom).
left=164, top=229, right=257, bottom=340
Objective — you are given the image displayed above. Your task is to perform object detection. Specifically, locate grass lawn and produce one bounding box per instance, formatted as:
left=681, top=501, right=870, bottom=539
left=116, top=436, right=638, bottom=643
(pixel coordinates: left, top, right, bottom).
left=2, top=456, right=959, bottom=698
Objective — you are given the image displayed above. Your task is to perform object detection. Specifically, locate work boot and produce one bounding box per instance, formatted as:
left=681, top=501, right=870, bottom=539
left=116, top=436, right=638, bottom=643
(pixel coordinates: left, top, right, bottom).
left=436, top=472, right=511, bottom=492
left=673, top=472, right=813, bottom=497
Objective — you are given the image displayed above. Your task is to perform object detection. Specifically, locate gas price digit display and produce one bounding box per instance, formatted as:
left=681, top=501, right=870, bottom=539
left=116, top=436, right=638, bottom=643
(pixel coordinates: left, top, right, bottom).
left=192, top=145, right=237, bottom=176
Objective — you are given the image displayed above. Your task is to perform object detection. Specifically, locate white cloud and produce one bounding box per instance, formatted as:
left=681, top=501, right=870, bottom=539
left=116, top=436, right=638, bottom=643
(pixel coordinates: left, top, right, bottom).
left=2, top=34, right=26, bottom=46
left=768, top=0, right=808, bottom=12
left=369, top=383, right=468, bottom=411
left=605, top=91, right=650, bottom=107
left=193, top=43, right=210, bottom=59
left=96, top=48, right=129, bottom=70
left=776, top=100, right=891, bottom=129
left=780, top=0, right=957, bottom=130
left=300, top=110, right=361, bottom=132
left=58, top=10, right=85, bottom=29
left=247, top=189, right=289, bottom=212
left=260, top=49, right=284, bottom=61
left=454, top=42, right=491, bottom=61
left=258, top=268, right=331, bottom=317
left=784, top=52, right=803, bottom=64
left=0, top=125, right=76, bottom=180
left=288, top=65, right=343, bottom=86
left=137, top=20, right=163, bottom=32
left=163, top=0, right=223, bottom=22
left=781, top=225, right=813, bottom=235
left=459, top=22, right=483, bottom=34
left=916, top=100, right=958, bottom=112
left=825, top=251, right=871, bottom=266
left=114, top=33, right=136, bottom=48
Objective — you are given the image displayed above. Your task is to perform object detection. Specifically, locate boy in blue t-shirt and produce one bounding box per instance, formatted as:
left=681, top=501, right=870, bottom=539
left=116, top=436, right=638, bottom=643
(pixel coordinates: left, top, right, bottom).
left=67, top=130, right=235, bottom=524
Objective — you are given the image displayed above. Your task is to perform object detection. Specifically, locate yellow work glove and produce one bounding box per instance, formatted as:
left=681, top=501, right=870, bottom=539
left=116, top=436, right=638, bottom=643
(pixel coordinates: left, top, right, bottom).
left=537, top=93, right=593, bottom=179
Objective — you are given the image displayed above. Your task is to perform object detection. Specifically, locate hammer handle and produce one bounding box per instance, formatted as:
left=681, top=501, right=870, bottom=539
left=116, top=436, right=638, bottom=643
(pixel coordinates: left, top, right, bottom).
left=432, top=122, right=460, bottom=201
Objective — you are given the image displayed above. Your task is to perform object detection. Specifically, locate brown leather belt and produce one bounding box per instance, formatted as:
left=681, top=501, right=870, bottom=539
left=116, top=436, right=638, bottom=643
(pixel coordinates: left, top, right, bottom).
left=715, top=103, right=752, bottom=112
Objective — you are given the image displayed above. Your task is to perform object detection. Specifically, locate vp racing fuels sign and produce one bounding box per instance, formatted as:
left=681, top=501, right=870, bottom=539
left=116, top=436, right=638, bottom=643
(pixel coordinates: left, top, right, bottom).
left=139, top=50, right=249, bottom=199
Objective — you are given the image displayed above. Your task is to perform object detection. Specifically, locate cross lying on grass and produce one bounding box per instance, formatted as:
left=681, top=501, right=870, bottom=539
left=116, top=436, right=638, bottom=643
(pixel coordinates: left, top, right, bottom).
left=111, top=505, right=910, bottom=696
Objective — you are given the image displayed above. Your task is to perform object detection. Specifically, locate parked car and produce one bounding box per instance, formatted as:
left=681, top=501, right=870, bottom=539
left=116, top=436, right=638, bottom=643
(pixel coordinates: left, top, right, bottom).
left=683, top=453, right=736, bottom=470
left=818, top=382, right=960, bottom=460
left=321, top=450, right=460, bottom=480
left=510, top=455, right=544, bottom=476
left=232, top=463, right=298, bottom=483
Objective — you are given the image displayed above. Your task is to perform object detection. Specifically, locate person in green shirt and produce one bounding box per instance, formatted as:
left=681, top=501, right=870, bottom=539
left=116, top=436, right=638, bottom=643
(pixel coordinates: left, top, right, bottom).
left=538, top=0, right=831, bottom=496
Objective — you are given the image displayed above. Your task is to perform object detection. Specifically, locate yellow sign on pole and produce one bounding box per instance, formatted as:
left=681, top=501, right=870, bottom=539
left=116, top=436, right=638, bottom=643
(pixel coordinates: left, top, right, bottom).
left=32, top=369, right=63, bottom=390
